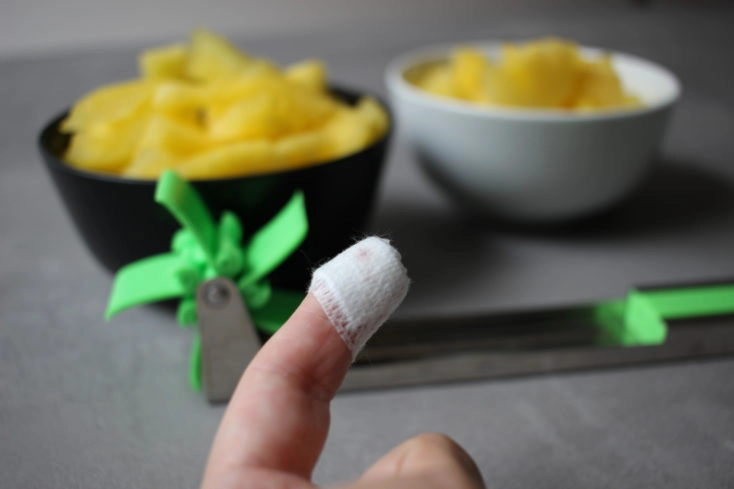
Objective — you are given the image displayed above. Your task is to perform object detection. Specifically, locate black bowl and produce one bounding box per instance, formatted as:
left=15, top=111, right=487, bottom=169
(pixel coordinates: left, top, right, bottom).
left=38, top=87, right=391, bottom=290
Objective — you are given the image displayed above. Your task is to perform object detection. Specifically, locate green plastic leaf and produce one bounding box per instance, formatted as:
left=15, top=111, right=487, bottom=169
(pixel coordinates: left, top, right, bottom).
left=106, top=254, right=187, bottom=319
left=240, top=191, right=308, bottom=285
left=155, top=170, right=218, bottom=265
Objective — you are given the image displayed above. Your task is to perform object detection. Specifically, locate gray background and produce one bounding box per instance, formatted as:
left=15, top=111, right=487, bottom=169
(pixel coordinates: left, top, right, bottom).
left=0, top=0, right=661, bottom=58
left=2, top=2, right=734, bottom=488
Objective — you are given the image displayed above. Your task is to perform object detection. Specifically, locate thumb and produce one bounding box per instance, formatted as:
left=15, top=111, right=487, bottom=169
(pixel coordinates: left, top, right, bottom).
left=356, top=433, right=485, bottom=489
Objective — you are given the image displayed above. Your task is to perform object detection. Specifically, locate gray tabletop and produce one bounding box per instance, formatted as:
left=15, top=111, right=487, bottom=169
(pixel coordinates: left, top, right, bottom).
left=2, top=5, right=734, bottom=488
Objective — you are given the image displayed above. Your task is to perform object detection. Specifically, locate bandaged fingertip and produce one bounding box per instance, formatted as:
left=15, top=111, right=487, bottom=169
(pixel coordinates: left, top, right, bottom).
left=309, top=237, right=410, bottom=358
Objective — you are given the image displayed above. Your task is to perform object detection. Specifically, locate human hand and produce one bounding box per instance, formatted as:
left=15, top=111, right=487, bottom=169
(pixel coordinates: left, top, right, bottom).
left=200, top=238, right=485, bottom=489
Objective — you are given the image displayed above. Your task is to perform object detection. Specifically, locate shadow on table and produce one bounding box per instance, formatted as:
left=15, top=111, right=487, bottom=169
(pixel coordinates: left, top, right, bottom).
left=472, top=157, right=734, bottom=242
left=548, top=158, right=734, bottom=241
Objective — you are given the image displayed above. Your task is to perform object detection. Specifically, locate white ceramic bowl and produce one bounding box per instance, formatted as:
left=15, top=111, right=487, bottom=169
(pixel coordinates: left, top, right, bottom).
left=385, top=42, right=681, bottom=221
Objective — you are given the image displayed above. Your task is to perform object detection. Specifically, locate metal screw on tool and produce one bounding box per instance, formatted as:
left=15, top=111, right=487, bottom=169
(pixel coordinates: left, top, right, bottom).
left=204, top=281, right=230, bottom=308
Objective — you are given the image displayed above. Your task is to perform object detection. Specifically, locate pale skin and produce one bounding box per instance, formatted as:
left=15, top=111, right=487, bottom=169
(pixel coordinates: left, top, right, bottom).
left=200, top=294, right=486, bottom=489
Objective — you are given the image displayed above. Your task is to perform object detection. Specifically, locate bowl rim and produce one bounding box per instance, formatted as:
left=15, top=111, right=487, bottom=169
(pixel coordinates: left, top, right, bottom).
left=38, top=84, right=392, bottom=185
left=385, top=40, right=682, bottom=122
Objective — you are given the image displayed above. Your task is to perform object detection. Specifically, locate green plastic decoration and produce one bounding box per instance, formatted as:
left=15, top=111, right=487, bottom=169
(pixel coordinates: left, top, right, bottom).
left=106, top=170, right=309, bottom=390
left=593, top=283, right=734, bottom=347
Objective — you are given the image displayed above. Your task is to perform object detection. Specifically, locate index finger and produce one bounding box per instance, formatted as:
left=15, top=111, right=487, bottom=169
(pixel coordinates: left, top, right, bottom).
left=201, top=237, right=410, bottom=485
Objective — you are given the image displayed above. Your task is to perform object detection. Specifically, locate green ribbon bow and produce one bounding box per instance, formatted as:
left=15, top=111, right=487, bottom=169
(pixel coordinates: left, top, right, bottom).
left=106, top=170, right=309, bottom=389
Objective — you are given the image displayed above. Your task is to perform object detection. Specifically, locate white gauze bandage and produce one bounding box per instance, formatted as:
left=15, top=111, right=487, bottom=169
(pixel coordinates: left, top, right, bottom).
left=309, top=237, right=410, bottom=358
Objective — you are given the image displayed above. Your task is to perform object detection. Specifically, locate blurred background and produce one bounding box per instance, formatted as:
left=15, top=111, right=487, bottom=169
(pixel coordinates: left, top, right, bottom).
left=1, top=0, right=727, bottom=59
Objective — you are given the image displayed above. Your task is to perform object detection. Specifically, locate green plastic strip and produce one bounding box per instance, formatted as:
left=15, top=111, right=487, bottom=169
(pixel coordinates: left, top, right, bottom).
left=155, top=170, right=218, bottom=265
left=106, top=254, right=186, bottom=319
left=643, top=284, right=734, bottom=319
left=593, top=283, right=734, bottom=348
left=189, top=332, right=202, bottom=391
left=240, top=191, right=309, bottom=285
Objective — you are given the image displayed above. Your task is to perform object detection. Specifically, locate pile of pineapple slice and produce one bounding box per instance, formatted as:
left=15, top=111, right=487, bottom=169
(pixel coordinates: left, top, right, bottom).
left=62, top=30, right=388, bottom=179
left=414, top=38, right=640, bottom=112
